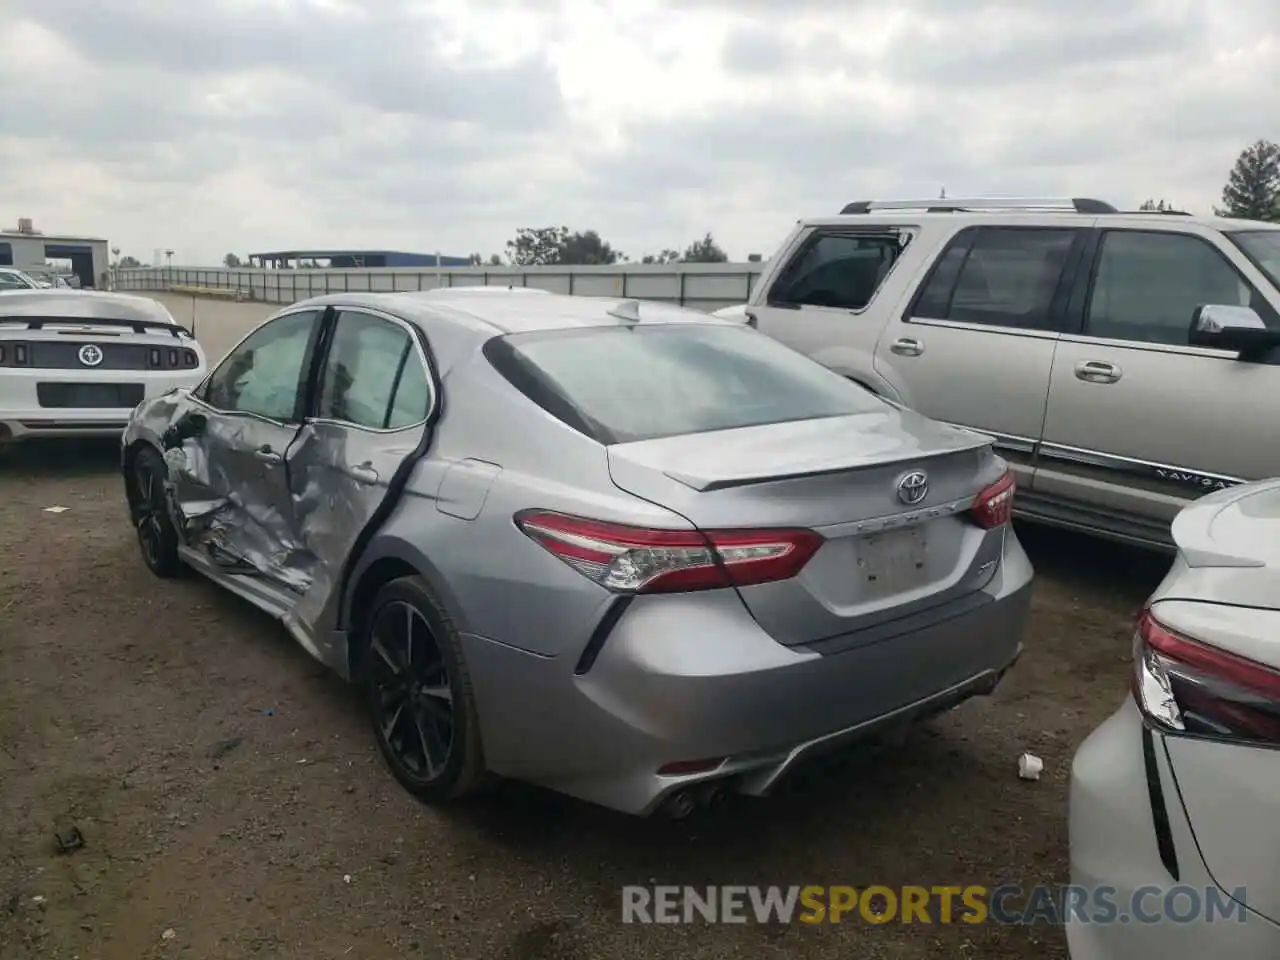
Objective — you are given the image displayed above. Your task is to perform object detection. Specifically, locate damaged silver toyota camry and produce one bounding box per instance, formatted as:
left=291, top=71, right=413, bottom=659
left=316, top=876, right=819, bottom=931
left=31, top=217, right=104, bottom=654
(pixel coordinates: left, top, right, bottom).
left=121, top=290, right=1033, bottom=817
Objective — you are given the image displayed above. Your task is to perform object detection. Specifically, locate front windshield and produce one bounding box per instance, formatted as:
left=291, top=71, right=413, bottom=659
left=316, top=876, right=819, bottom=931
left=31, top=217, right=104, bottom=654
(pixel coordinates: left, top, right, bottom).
left=1228, top=230, right=1280, bottom=290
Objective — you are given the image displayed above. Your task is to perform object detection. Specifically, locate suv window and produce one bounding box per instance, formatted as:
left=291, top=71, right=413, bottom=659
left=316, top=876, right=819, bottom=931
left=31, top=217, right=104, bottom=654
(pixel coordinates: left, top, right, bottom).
left=202, top=310, right=319, bottom=421
left=913, top=227, right=1076, bottom=330
left=0, top=271, right=32, bottom=290
left=769, top=232, right=904, bottom=310
left=1229, top=230, right=1280, bottom=290
left=1086, top=231, right=1257, bottom=346
left=316, top=310, right=430, bottom=430
left=485, top=324, right=886, bottom=445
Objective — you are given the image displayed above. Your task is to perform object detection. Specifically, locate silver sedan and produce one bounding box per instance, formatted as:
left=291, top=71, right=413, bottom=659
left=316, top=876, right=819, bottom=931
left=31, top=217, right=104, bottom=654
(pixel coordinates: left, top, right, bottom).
left=122, top=290, right=1033, bottom=816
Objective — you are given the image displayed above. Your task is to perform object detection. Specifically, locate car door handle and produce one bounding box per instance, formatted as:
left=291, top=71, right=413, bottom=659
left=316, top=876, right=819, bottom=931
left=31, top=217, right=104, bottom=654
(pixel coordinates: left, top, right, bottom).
left=1074, top=360, right=1122, bottom=384
left=890, top=337, right=924, bottom=357
left=253, top=445, right=283, bottom=465
left=348, top=462, right=379, bottom=485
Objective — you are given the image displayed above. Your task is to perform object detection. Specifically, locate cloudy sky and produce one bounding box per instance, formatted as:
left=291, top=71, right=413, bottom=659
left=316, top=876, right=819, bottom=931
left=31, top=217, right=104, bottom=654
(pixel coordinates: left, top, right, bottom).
left=3, top=0, right=1278, bottom=266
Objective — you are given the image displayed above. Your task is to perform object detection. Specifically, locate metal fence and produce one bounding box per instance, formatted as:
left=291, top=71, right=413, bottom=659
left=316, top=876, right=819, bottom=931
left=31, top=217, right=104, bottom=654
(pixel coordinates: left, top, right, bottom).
left=114, top=262, right=766, bottom=312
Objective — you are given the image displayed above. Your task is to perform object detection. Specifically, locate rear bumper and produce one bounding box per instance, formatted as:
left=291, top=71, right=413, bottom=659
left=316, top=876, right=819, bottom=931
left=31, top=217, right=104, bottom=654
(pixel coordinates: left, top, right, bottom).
left=462, top=526, right=1033, bottom=815
left=1067, top=699, right=1280, bottom=959
left=0, top=371, right=202, bottom=442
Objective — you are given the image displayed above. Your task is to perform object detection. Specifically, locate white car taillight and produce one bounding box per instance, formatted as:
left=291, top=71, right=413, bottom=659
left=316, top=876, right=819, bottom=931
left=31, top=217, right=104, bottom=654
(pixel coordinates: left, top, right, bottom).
left=1133, top=607, right=1280, bottom=743
left=969, top=470, right=1015, bottom=529
left=514, top=510, right=824, bottom=594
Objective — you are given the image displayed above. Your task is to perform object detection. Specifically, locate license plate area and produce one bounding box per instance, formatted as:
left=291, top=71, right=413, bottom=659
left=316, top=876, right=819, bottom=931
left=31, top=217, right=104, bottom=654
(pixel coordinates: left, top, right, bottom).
left=856, top=527, right=929, bottom=599
left=36, top=382, right=145, bottom=408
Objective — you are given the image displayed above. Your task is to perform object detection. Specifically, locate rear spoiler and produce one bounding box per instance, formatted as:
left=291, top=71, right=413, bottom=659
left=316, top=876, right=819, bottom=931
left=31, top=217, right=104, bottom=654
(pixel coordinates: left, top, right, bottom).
left=0, top=316, right=193, bottom=338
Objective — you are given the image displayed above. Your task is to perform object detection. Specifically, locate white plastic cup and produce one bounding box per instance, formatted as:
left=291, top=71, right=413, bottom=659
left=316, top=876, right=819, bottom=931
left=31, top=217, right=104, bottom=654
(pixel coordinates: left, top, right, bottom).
left=1018, top=753, right=1043, bottom=780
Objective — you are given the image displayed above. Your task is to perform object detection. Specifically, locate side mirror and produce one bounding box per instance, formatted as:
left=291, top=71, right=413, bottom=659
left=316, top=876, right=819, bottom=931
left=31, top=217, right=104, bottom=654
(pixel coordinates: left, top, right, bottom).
left=1188, top=304, right=1280, bottom=358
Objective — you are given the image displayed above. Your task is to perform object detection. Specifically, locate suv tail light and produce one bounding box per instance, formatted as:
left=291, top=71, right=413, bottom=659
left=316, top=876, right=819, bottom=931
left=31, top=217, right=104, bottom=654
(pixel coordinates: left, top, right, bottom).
left=514, top=510, right=824, bottom=594
left=1133, top=607, right=1280, bottom=744
left=969, top=470, right=1015, bottom=529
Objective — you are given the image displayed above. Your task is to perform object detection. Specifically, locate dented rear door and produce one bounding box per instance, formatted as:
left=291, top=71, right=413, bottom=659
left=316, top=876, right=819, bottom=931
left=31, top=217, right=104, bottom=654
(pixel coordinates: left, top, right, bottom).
left=286, top=307, right=437, bottom=636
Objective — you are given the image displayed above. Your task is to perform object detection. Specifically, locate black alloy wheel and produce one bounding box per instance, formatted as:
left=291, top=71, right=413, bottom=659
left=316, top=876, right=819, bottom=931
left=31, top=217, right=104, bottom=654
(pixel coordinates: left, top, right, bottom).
left=132, top=447, right=183, bottom=578
left=364, top=577, right=485, bottom=803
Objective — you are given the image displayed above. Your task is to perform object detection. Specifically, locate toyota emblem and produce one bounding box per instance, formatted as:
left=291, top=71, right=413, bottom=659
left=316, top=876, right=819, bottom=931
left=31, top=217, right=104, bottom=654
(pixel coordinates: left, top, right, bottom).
left=896, top=470, right=929, bottom=505
left=78, top=344, right=104, bottom=367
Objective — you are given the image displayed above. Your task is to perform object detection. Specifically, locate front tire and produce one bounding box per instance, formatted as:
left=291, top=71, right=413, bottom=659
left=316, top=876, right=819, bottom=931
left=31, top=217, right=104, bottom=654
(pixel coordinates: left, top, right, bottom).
left=362, top=576, right=486, bottom=804
left=131, top=446, right=184, bottom=578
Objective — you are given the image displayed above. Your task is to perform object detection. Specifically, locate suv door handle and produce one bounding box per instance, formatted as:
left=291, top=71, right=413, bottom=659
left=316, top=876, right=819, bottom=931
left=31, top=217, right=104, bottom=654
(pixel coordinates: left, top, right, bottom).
left=253, top=445, right=283, bottom=465
left=1074, top=360, right=1122, bottom=384
left=890, top=337, right=924, bottom=357
left=348, top=462, right=379, bottom=485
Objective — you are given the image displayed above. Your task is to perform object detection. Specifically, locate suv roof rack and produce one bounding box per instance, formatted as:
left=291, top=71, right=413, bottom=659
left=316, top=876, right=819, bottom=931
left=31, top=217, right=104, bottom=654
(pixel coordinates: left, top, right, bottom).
left=839, top=197, right=1118, bottom=215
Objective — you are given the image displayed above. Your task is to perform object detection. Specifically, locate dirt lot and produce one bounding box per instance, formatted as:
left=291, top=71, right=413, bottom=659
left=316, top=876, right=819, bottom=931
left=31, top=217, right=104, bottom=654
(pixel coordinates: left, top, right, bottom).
left=0, top=294, right=1171, bottom=959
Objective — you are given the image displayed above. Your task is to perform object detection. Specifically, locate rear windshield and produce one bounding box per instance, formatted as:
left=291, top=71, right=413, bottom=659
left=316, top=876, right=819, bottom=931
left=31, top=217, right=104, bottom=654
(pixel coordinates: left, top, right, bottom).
left=484, top=323, right=887, bottom=444
left=1228, top=230, right=1280, bottom=290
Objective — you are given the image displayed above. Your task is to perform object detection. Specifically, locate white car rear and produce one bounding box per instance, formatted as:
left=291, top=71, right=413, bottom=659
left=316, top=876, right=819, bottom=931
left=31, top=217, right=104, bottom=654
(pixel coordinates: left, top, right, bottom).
left=0, top=290, right=208, bottom=443
left=1068, top=478, right=1280, bottom=958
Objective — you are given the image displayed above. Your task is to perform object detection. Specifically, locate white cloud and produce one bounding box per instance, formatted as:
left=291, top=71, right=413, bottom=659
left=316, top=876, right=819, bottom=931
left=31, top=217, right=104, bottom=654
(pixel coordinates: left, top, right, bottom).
left=1, top=0, right=1278, bottom=264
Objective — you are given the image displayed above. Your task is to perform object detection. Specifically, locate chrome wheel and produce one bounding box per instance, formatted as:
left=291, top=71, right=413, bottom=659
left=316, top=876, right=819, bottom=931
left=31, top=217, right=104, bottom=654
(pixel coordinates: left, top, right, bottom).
left=368, top=599, right=454, bottom=782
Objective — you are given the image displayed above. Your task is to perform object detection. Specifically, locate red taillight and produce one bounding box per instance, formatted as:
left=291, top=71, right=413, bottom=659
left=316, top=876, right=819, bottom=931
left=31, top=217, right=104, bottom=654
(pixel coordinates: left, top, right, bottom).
left=514, top=510, right=824, bottom=594
left=969, top=470, right=1015, bottom=529
left=1133, top=607, right=1280, bottom=744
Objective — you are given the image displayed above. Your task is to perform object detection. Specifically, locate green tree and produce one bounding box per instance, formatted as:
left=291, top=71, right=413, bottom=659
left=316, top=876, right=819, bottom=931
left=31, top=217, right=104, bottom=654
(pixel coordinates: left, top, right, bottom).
left=505, top=227, right=622, bottom=265
left=468, top=253, right=483, bottom=265
left=681, top=233, right=729, bottom=263
left=1216, top=140, right=1280, bottom=221
left=488, top=254, right=502, bottom=266
left=223, top=252, right=242, bottom=267
left=642, top=249, right=680, bottom=264
left=506, top=226, right=568, bottom=265
left=1139, top=198, right=1174, bottom=212
left=119, top=255, right=141, bottom=268
left=561, top=230, right=622, bottom=265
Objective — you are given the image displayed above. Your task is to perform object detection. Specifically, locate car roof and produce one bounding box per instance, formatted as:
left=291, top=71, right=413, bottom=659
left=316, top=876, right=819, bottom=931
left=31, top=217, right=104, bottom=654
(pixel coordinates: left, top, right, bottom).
left=420, top=285, right=551, bottom=296
left=0, top=290, right=177, bottom=325
left=800, top=210, right=1280, bottom=232
left=292, top=290, right=728, bottom=336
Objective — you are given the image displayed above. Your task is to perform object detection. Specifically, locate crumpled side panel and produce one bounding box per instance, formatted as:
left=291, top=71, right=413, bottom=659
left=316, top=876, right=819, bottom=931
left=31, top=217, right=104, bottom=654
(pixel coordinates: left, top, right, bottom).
left=143, top=399, right=319, bottom=592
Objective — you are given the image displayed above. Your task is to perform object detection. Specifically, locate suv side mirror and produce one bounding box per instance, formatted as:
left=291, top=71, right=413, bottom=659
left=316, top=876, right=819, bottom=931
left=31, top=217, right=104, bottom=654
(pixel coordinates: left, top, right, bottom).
left=1188, top=304, right=1280, bottom=359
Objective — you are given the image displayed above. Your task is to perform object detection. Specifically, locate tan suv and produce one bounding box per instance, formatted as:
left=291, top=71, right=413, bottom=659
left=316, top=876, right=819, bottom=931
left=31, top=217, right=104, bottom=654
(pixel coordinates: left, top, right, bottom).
left=742, top=197, right=1280, bottom=550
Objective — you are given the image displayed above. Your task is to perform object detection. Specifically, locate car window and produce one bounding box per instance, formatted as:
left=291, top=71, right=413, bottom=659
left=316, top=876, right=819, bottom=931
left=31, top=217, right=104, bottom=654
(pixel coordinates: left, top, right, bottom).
left=915, top=228, right=1076, bottom=330
left=202, top=310, right=319, bottom=421
left=487, top=324, right=888, bottom=444
left=769, top=233, right=904, bottom=310
left=0, top=272, right=32, bottom=290
left=1225, top=230, right=1280, bottom=299
left=317, top=310, right=430, bottom=430
left=386, top=345, right=432, bottom=428
left=1086, top=231, right=1256, bottom=346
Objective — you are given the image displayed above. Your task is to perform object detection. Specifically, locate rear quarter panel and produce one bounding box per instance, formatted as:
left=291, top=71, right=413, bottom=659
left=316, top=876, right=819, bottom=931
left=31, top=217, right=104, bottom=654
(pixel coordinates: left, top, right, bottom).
left=367, top=349, right=692, bottom=660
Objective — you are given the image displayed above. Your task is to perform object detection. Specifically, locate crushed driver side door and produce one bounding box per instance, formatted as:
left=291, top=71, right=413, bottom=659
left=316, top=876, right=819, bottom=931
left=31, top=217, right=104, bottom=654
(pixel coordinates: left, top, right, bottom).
left=161, top=308, right=326, bottom=591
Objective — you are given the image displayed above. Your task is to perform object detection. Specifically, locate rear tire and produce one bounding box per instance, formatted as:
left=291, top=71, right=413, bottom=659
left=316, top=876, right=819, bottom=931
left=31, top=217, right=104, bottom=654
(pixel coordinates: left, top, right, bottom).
left=362, top=576, right=486, bottom=805
left=131, top=446, right=184, bottom=578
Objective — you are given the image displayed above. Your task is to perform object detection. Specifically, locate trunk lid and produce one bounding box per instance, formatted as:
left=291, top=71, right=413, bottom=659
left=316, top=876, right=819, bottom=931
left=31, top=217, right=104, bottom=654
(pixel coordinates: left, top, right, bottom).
left=1153, top=478, right=1280, bottom=617
left=607, top=407, right=1009, bottom=646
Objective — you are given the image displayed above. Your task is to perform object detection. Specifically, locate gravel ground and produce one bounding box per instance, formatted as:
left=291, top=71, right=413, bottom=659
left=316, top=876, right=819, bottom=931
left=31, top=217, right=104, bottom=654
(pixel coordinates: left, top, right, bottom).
left=0, top=294, right=1171, bottom=959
